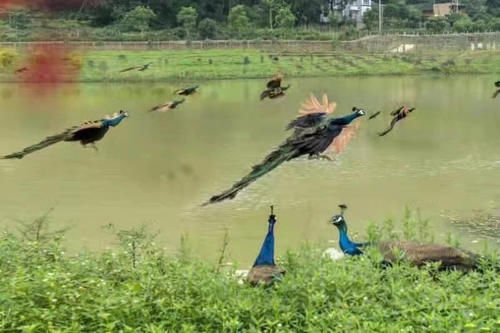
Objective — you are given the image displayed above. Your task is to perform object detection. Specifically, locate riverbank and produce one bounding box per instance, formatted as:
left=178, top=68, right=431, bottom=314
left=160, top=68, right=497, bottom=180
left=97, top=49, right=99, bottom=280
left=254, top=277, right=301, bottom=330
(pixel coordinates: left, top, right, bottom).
left=1, top=48, right=499, bottom=82
left=1, top=230, right=499, bottom=331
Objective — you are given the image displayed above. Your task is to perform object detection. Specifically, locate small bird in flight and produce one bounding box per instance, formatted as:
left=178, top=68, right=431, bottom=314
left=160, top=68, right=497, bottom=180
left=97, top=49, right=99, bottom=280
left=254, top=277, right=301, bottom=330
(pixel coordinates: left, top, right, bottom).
left=119, top=62, right=153, bottom=73
left=378, top=106, right=415, bottom=137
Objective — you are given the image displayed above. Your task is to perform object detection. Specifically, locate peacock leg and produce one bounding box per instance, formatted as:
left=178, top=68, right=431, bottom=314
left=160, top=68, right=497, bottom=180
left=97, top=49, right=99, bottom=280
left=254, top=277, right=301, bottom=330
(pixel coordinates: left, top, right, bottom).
left=91, top=143, right=99, bottom=152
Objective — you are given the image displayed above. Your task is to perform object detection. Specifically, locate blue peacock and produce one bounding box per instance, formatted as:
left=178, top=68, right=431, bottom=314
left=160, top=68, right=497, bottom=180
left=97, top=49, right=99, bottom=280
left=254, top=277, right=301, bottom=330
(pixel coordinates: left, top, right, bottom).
left=2, top=110, right=129, bottom=159
left=247, top=206, right=285, bottom=285
left=204, top=94, right=365, bottom=205
left=330, top=204, right=480, bottom=271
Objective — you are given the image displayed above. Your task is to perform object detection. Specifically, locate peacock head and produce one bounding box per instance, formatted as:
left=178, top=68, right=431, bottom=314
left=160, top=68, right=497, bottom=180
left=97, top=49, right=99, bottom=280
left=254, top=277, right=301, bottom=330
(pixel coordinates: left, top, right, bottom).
left=352, top=107, right=366, bottom=117
left=105, top=110, right=129, bottom=127
left=330, top=204, right=348, bottom=231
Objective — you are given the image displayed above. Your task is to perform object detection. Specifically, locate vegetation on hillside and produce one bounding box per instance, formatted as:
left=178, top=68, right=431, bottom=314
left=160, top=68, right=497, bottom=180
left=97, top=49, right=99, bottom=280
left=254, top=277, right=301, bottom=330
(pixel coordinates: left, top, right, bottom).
left=0, top=0, right=499, bottom=41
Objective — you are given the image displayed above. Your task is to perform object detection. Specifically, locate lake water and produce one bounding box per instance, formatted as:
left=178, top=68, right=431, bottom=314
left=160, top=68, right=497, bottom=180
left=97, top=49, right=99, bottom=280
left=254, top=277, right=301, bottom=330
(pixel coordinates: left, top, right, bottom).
left=0, top=75, right=499, bottom=265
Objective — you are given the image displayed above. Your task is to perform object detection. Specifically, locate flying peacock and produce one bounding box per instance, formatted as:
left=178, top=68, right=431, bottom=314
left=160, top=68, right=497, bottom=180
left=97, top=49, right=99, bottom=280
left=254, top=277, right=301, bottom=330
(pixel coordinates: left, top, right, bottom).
left=247, top=206, right=285, bottom=286
left=378, top=106, right=416, bottom=137
left=329, top=204, right=480, bottom=271
left=119, top=63, right=153, bottom=73
left=260, top=75, right=291, bottom=100
left=203, top=94, right=365, bottom=205
left=175, top=85, right=199, bottom=96
left=1, top=110, right=129, bottom=159
left=149, top=98, right=185, bottom=112
left=493, top=80, right=500, bottom=98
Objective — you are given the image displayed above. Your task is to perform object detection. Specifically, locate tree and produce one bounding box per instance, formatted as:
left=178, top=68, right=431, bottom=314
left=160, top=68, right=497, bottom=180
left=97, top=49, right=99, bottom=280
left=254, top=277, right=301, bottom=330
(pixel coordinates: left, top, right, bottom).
left=198, top=18, right=217, bottom=39
left=275, top=6, right=296, bottom=28
left=262, top=0, right=281, bottom=29
left=452, top=15, right=474, bottom=32
left=362, top=8, right=379, bottom=30
left=228, top=5, right=250, bottom=37
left=426, top=17, right=449, bottom=33
left=177, top=7, right=198, bottom=39
left=119, top=6, right=156, bottom=33
left=9, top=10, right=31, bottom=30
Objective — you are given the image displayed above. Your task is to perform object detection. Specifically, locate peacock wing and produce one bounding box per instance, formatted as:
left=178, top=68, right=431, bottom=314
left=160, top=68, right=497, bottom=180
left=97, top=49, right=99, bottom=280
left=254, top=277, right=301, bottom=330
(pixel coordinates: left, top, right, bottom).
left=299, top=93, right=337, bottom=115
left=266, top=75, right=282, bottom=89
left=285, top=113, right=328, bottom=131
left=68, top=120, right=104, bottom=136
left=247, top=265, right=285, bottom=286
left=377, top=241, right=478, bottom=271
left=326, top=121, right=361, bottom=156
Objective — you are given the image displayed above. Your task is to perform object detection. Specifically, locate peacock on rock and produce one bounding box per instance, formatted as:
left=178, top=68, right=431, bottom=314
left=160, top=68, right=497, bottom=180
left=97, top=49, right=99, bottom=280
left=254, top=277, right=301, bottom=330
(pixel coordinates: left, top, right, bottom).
left=378, top=106, right=416, bottom=137
left=2, top=110, right=129, bottom=159
left=329, top=204, right=479, bottom=271
left=260, top=75, right=291, bottom=100
left=204, top=94, right=365, bottom=205
left=247, top=206, right=285, bottom=286
left=149, top=98, right=185, bottom=112
left=175, top=85, right=199, bottom=96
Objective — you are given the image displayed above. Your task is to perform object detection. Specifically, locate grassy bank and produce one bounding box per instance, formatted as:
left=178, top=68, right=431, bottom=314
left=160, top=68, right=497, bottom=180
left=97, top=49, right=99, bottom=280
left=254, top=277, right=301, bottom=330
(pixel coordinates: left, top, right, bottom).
left=1, top=219, right=499, bottom=332
left=1, top=48, right=499, bottom=82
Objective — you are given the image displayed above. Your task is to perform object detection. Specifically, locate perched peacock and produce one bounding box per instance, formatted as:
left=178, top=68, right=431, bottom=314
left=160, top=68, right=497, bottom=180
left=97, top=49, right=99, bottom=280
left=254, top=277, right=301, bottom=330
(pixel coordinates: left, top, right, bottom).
left=329, top=204, right=480, bottom=271
left=1, top=110, right=129, bottom=159
left=247, top=206, right=285, bottom=285
left=204, top=94, right=365, bottom=205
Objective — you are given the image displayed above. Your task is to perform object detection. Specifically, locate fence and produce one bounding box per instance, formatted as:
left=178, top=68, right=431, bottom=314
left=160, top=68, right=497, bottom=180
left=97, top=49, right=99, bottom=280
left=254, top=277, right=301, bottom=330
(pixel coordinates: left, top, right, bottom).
left=0, top=32, right=498, bottom=53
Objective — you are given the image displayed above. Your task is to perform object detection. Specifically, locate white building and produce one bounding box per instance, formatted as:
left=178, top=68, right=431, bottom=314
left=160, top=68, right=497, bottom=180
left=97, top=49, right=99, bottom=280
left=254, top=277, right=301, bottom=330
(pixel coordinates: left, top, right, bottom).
left=321, top=0, right=373, bottom=24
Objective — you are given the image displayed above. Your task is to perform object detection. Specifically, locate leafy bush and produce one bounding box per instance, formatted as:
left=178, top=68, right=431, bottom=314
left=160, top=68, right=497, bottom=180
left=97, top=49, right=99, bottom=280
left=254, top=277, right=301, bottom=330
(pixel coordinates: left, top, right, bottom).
left=8, top=10, right=31, bottom=30
left=177, top=6, right=198, bottom=39
left=229, top=5, right=250, bottom=37
left=0, top=49, right=17, bottom=67
left=426, top=17, right=449, bottom=34
left=119, top=6, right=156, bottom=33
left=198, top=18, right=217, bottom=39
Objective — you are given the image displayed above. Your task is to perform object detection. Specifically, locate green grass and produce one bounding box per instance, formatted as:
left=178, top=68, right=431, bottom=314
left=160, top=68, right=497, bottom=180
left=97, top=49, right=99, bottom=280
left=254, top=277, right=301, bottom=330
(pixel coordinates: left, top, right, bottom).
left=1, top=48, right=499, bottom=82
left=0, top=212, right=499, bottom=332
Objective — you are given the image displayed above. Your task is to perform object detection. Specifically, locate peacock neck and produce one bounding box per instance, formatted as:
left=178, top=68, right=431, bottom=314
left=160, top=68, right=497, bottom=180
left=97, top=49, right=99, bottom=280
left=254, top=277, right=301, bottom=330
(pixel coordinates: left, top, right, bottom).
left=253, top=219, right=275, bottom=267
left=102, top=115, right=125, bottom=127
left=336, top=223, right=359, bottom=254
left=330, top=112, right=361, bottom=126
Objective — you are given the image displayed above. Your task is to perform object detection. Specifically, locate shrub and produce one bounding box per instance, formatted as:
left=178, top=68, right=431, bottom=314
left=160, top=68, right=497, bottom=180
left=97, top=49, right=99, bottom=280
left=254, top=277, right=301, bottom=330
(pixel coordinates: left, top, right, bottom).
left=119, top=6, right=156, bottom=33
left=198, top=18, right=217, bottom=39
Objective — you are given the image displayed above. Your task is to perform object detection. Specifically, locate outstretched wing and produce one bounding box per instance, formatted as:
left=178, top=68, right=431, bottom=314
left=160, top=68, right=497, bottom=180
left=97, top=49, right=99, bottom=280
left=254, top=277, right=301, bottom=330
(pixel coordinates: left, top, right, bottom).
left=390, top=106, right=404, bottom=116
left=329, top=122, right=361, bottom=154
left=149, top=102, right=172, bottom=112
left=286, top=113, right=327, bottom=130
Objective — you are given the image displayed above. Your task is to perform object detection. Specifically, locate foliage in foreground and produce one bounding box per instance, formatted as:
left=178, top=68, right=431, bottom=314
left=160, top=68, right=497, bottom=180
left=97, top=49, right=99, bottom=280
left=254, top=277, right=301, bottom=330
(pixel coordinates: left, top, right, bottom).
left=0, top=218, right=499, bottom=332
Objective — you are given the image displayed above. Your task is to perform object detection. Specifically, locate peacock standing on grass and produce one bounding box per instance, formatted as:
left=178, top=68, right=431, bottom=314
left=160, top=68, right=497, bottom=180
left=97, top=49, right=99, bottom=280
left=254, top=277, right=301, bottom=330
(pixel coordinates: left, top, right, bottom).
left=149, top=99, right=185, bottom=113
left=260, top=75, right=291, bottom=100
left=203, top=94, right=365, bottom=205
left=247, top=206, right=285, bottom=286
left=175, top=86, right=199, bottom=96
left=378, top=106, right=416, bottom=137
left=329, top=204, right=480, bottom=271
left=1, top=110, right=129, bottom=159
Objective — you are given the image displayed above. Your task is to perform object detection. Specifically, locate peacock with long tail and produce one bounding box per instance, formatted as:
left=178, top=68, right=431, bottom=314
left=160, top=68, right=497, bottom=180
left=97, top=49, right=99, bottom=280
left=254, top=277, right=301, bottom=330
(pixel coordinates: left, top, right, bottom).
left=175, top=85, right=199, bottom=96
left=149, top=99, right=185, bottom=112
left=330, top=204, right=480, bottom=271
left=203, top=94, right=365, bottom=205
left=378, top=106, right=415, bottom=137
left=493, top=80, right=500, bottom=98
left=260, top=75, right=291, bottom=100
left=247, top=206, right=285, bottom=285
left=119, top=63, right=153, bottom=73
left=1, top=110, right=129, bottom=159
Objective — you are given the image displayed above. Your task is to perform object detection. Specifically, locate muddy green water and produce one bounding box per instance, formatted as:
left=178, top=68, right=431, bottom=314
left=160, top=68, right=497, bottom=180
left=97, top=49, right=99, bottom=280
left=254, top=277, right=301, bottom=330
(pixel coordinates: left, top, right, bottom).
left=0, top=75, right=499, bottom=265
